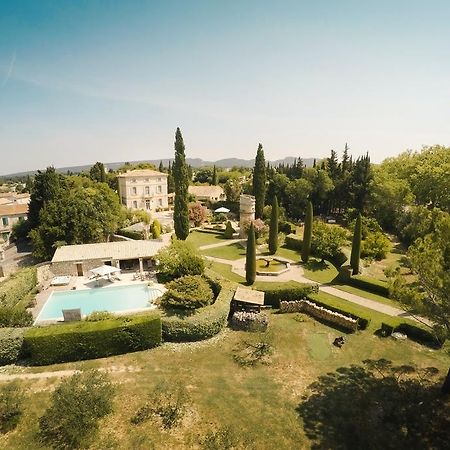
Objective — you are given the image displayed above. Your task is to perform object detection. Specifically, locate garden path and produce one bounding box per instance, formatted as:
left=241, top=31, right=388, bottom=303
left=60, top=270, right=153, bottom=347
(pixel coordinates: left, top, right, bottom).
left=199, top=238, right=244, bottom=250
left=205, top=254, right=422, bottom=322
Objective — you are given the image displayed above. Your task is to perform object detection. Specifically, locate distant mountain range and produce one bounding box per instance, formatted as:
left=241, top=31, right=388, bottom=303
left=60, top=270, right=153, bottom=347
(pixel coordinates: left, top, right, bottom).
left=1, top=157, right=317, bottom=179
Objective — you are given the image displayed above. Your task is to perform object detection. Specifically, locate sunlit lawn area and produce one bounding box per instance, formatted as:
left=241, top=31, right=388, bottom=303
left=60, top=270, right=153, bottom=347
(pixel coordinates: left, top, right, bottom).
left=332, top=283, right=400, bottom=308
left=2, top=313, right=448, bottom=450
left=201, top=242, right=246, bottom=260
left=186, top=230, right=227, bottom=248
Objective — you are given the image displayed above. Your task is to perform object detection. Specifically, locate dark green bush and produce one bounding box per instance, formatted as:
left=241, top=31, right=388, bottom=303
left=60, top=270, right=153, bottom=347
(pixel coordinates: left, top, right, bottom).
left=161, top=274, right=234, bottom=342
left=0, top=382, right=25, bottom=434
left=156, top=239, right=205, bottom=282
left=279, top=221, right=294, bottom=234
left=348, top=275, right=390, bottom=297
left=160, top=275, right=214, bottom=309
left=224, top=221, right=235, bottom=239
left=116, top=228, right=144, bottom=240
left=285, top=233, right=303, bottom=251
left=39, top=370, right=114, bottom=449
left=0, top=328, right=28, bottom=365
left=24, top=313, right=161, bottom=365
left=0, top=268, right=37, bottom=328
left=260, top=284, right=318, bottom=308
left=394, top=323, right=444, bottom=348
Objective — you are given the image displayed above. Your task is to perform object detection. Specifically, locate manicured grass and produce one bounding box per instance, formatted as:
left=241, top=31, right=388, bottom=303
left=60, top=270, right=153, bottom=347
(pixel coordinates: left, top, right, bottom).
left=186, top=230, right=226, bottom=248
left=332, top=284, right=400, bottom=308
left=208, top=261, right=310, bottom=291
left=310, top=291, right=426, bottom=333
left=2, top=313, right=448, bottom=450
left=302, top=258, right=339, bottom=283
left=275, top=246, right=300, bottom=261
left=201, top=242, right=246, bottom=260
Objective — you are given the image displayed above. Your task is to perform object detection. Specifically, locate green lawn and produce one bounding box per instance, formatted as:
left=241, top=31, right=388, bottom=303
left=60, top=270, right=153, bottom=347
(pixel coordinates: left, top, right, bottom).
left=2, top=313, right=448, bottom=450
left=186, top=230, right=227, bottom=248
left=331, top=283, right=399, bottom=308
left=201, top=242, right=246, bottom=260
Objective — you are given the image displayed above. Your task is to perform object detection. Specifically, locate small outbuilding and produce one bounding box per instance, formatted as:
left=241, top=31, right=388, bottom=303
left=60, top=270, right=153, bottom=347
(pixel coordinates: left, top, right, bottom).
left=232, top=286, right=265, bottom=313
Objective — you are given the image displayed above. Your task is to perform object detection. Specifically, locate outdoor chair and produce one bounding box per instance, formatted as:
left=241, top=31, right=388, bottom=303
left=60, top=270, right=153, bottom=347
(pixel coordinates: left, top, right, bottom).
left=62, top=308, right=82, bottom=322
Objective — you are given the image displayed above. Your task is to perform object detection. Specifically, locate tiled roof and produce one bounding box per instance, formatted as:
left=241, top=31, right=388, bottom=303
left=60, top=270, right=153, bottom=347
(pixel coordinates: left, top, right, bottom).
left=52, top=240, right=167, bottom=263
left=0, top=203, right=29, bottom=217
left=188, top=185, right=224, bottom=198
left=117, top=169, right=168, bottom=178
left=233, top=286, right=265, bottom=305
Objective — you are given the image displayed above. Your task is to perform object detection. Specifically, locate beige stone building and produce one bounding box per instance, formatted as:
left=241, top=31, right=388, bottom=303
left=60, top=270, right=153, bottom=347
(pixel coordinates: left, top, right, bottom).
left=51, top=240, right=167, bottom=276
left=0, top=203, right=29, bottom=244
left=118, top=169, right=169, bottom=212
left=188, top=185, right=225, bottom=203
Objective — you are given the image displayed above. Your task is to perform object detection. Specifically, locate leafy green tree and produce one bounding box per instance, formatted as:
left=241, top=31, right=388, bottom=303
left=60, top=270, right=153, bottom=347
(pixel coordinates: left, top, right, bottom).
left=388, top=213, right=450, bottom=393
left=89, top=162, right=106, bottom=183
left=268, top=196, right=279, bottom=255
left=361, top=231, right=391, bottom=260
left=304, top=168, right=334, bottom=214
left=28, top=167, right=65, bottom=229
left=193, top=167, right=213, bottom=184
left=312, top=221, right=347, bottom=262
left=302, top=201, right=313, bottom=263
left=351, top=154, right=373, bottom=212
left=29, top=177, right=122, bottom=260
left=39, top=370, right=115, bottom=449
left=173, top=128, right=190, bottom=240
left=252, top=143, right=266, bottom=218
left=224, top=179, right=242, bottom=202
left=298, top=360, right=450, bottom=449
left=286, top=178, right=312, bottom=220
left=156, top=239, right=205, bottom=282
left=246, top=223, right=256, bottom=285
left=212, top=165, right=218, bottom=185
left=350, top=213, right=362, bottom=275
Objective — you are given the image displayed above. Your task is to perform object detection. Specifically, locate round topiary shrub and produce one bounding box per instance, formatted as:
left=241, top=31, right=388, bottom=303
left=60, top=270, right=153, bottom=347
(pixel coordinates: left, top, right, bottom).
left=160, top=275, right=214, bottom=310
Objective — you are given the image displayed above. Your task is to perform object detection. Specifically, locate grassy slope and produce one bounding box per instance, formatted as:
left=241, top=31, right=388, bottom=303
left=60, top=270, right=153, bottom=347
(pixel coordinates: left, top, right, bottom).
left=2, top=313, right=448, bottom=450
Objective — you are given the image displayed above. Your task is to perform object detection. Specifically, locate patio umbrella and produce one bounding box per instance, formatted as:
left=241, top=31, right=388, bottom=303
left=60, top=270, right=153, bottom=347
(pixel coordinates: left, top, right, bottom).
left=214, top=207, right=230, bottom=213
left=90, top=265, right=121, bottom=278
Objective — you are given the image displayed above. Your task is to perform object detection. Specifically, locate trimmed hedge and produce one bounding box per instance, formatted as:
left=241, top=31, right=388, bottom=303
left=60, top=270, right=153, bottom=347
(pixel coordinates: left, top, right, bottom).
left=285, top=234, right=303, bottom=251
left=116, top=229, right=144, bottom=240
left=161, top=274, right=234, bottom=342
left=260, top=284, right=319, bottom=308
left=23, top=313, right=161, bottom=365
left=0, top=327, right=28, bottom=365
left=346, top=273, right=389, bottom=297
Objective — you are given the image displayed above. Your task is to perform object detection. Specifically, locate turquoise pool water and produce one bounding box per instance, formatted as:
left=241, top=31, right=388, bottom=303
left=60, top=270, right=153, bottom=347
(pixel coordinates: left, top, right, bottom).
left=35, top=284, right=162, bottom=323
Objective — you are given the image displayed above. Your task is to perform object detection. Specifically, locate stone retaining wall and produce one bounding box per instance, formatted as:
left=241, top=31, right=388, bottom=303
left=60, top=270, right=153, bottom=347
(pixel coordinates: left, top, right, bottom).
left=231, top=311, right=269, bottom=332
left=280, top=300, right=358, bottom=332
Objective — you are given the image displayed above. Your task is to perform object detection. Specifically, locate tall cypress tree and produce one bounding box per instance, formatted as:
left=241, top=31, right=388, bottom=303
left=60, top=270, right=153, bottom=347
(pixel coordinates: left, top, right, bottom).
left=167, top=161, right=175, bottom=194
left=173, top=128, right=189, bottom=240
left=350, top=213, right=362, bottom=275
left=252, top=143, right=266, bottom=219
left=212, top=165, right=218, bottom=185
left=246, top=222, right=256, bottom=285
left=158, top=160, right=164, bottom=172
left=301, top=201, right=313, bottom=263
left=268, top=196, right=279, bottom=255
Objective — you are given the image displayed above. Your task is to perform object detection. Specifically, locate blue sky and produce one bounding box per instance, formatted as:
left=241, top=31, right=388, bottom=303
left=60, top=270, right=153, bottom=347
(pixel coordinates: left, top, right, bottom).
left=1, top=0, right=449, bottom=174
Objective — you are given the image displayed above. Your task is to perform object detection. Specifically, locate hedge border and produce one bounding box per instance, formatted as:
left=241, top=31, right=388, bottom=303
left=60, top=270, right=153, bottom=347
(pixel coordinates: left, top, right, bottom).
left=161, top=271, right=234, bottom=342
left=23, top=312, right=161, bottom=365
left=259, top=284, right=319, bottom=308
left=338, top=267, right=390, bottom=297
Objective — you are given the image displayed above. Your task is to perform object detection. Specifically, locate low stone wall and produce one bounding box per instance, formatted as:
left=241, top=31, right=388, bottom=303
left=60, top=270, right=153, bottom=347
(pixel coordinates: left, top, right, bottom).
left=231, top=311, right=269, bottom=332
left=280, top=300, right=358, bottom=332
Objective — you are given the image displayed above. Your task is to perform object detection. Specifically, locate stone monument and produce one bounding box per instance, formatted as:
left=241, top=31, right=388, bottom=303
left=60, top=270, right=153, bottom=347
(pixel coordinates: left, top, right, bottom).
left=239, top=194, right=255, bottom=237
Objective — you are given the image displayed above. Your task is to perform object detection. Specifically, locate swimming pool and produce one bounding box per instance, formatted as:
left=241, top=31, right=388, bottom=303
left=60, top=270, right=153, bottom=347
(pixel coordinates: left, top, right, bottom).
left=35, top=284, right=163, bottom=323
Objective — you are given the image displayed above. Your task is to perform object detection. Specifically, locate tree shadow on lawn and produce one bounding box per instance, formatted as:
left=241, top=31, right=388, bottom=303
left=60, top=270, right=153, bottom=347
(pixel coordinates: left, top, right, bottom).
left=303, top=260, right=331, bottom=273
left=296, top=359, right=450, bottom=450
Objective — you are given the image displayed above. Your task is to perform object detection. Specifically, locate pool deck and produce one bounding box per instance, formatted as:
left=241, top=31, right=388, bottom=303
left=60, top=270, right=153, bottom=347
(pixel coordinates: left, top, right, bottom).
left=32, top=272, right=165, bottom=323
